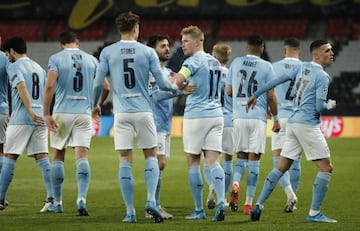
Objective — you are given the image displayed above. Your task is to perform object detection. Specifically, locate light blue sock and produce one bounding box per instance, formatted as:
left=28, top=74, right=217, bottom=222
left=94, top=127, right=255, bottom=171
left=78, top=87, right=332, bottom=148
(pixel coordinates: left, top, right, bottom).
left=0, top=157, right=16, bottom=202
left=203, top=162, right=212, bottom=186
left=210, top=163, right=225, bottom=204
left=76, top=158, right=91, bottom=200
left=289, top=158, right=301, bottom=193
left=155, top=171, right=162, bottom=207
left=247, top=160, right=260, bottom=198
left=119, top=162, right=135, bottom=215
left=36, top=157, right=52, bottom=199
left=188, top=165, right=203, bottom=211
left=273, top=156, right=291, bottom=189
left=311, top=172, right=331, bottom=211
left=257, top=168, right=283, bottom=205
left=144, top=157, right=159, bottom=203
left=51, top=161, right=64, bottom=202
left=233, top=158, right=247, bottom=183
left=223, top=160, right=233, bottom=194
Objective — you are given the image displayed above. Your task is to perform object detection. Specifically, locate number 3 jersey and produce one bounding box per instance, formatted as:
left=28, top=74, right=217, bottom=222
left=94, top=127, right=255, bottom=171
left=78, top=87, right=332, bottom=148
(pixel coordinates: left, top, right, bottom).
left=7, top=57, right=46, bottom=125
left=227, top=54, right=275, bottom=122
left=48, top=48, right=98, bottom=115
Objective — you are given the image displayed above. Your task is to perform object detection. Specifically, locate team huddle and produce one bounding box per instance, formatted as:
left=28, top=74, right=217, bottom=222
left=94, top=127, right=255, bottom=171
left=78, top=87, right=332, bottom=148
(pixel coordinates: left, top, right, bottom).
left=0, top=11, right=337, bottom=224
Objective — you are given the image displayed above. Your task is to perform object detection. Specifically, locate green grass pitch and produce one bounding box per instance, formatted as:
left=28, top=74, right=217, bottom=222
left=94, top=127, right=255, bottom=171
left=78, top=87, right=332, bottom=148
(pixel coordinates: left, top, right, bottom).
left=0, top=137, right=359, bottom=231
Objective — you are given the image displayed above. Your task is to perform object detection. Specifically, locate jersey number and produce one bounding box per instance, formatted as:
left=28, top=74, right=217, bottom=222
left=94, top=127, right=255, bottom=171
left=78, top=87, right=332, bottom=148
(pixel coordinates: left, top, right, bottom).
left=285, top=79, right=295, bottom=100
left=124, top=58, right=135, bottom=89
left=236, top=70, right=258, bottom=98
left=209, top=69, right=221, bottom=100
left=73, top=71, right=83, bottom=92
left=32, top=73, right=39, bottom=99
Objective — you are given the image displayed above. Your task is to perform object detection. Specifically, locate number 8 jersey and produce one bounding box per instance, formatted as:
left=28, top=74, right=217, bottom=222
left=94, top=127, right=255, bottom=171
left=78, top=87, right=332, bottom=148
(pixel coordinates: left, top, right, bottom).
left=7, top=57, right=46, bottom=125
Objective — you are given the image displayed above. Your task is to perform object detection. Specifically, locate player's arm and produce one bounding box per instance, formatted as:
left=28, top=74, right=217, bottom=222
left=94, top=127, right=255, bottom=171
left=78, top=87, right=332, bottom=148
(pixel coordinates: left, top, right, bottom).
left=316, top=77, right=336, bottom=112
left=17, top=81, right=43, bottom=125
left=43, top=70, right=58, bottom=130
left=92, top=77, right=110, bottom=121
left=267, top=88, right=280, bottom=133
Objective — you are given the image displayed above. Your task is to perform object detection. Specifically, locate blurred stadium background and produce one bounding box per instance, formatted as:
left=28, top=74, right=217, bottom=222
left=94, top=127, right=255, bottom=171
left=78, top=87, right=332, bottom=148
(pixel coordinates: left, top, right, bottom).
left=1, top=0, right=359, bottom=137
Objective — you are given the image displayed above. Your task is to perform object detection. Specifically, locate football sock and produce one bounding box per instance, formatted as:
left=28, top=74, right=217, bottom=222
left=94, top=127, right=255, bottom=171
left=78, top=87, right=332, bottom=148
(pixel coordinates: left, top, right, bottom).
left=223, top=160, right=233, bottom=195
left=0, top=157, right=15, bottom=201
left=311, top=172, right=331, bottom=211
left=119, top=162, right=135, bottom=215
left=289, top=158, right=301, bottom=193
left=203, top=162, right=212, bottom=186
left=76, top=158, right=91, bottom=200
left=51, top=161, right=64, bottom=203
left=144, top=157, right=159, bottom=203
left=36, top=157, right=52, bottom=200
left=210, top=163, right=225, bottom=204
left=188, top=165, right=203, bottom=211
left=246, top=160, right=260, bottom=202
left=155, top=171, right=162, bottom=207
left=257, top=168, right=283, bottom=206
left=233, top=158, right=247, bottom=184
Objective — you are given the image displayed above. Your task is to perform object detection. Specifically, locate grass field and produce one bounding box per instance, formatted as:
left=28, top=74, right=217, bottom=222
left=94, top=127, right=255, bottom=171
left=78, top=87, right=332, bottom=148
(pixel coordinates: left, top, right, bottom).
left=0, top=137, right=359, bottom=231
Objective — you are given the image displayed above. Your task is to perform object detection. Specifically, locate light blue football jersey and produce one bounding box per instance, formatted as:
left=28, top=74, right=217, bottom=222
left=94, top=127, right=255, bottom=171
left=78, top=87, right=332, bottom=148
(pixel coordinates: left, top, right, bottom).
left=227, top=55, right=275, bottom=122
left=48, top=48, right=98, bottom=115
left=94, top=41, right=176, bottom=113
left=0, top=51, right=9, bottom=115
left=289, top=62, right=332, bottom=126
left=149, top=67, right=173, bottom=134
left=182, top=51, right=223, bottom=119
left=220, top=66, right=233, bottom=127
left=272, top=57, right=302, bottom=118
left=7, top=57, right=46, bottom=125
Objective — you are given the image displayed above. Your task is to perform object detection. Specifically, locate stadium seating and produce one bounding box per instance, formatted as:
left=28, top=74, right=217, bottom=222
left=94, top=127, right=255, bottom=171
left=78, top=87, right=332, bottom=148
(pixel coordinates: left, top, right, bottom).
left=325, top=18, right=349, bottom=39
left=0, top=20, right=42, bottom=41
left=216, top=19, right=308, bottom=40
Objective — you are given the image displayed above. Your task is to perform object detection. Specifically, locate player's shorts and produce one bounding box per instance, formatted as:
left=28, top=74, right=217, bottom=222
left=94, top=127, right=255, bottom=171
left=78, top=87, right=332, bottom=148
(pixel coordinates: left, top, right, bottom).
left=234, top=118, right=266, bottom=154
left=281, top=123, right=330, bottom=161
left=271, top=118, right=288, bottom=151
left=0, top=114, right=8, bottom=144
left=50, top=113, right=92, bottom=149
left=4, top=125, right=48, bottom=156
left=157, top=132, right=170, bottom=158
left=222, top=126, right=234, bottom=155
left=114, top=112, right=157, bottom=150
left=183, top=117, right=223, bottom=155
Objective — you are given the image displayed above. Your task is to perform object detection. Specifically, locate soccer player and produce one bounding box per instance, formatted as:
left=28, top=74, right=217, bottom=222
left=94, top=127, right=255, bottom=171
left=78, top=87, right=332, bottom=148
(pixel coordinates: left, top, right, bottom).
left=92, top=12, right=177, bottom=223
left=172, top=26, right=226, bottom=222
left=271, top=38, right=302, bottom=212
left=226, top=34, right=280, bottom=215
left=249, top=40, right=337, bottom=223
left=0, top=37, right=52, bottom=211
left=43, top=31, right=98, bottom=216
left=204, top=43, right=233, bottom=210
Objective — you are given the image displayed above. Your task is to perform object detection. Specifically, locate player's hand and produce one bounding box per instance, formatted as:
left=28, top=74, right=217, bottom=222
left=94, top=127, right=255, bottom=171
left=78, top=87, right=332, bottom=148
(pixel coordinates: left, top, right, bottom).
left=30, top=112, right=44, bottom=125
left=182, top=84, right=197, bottom=95
left=272, top=120, right=281, bottom=133
left=328, top=99, right=336, bottom=109
left=246, top=97, right=258, bottom=112
left=44, top=115, right=58, bottom=132
left=92, top=105, right=102, bottom=121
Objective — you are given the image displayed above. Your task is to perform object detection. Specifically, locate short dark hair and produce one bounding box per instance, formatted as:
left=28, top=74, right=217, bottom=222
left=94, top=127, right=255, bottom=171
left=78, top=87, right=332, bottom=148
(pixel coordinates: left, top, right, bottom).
left=115, top=11, right=140, bottom=33
left=59, top=31, right=78, bottom=45
left=310, top=39, right=328, bottom=52
left=2, top=36, right=27, bottom=54
left=247, top=34, right=264, bottom=47
left=284, top=37, right=300, bottom=48
left=147, top=34, right=170, bottom=48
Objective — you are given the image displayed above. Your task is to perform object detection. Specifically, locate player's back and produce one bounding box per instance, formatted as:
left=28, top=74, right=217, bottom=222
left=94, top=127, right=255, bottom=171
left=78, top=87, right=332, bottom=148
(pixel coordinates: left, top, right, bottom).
left=8, top=57, right=46, bottom=125
left=289, top=62, right=331, bottom=125
left=100, top=41, right=163, bottom=113
left=229, top=55, right=275, bottom=121
left=183, top=52, right=222, bottom=119
left=220, top=66, right=232, bottom=127
left=49, top=48, right=97, bottom=115
left=0, top=51, right=9, bottom=115
left=272, top=57, right=302, bottom=118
